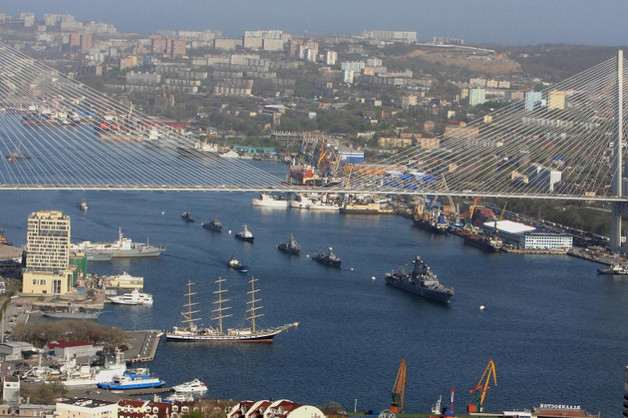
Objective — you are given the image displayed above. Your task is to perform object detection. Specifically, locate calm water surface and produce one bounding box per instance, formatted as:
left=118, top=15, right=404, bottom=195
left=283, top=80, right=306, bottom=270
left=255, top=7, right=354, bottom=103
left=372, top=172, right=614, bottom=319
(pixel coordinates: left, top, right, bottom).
left=1, top=164, right=627, bottom=417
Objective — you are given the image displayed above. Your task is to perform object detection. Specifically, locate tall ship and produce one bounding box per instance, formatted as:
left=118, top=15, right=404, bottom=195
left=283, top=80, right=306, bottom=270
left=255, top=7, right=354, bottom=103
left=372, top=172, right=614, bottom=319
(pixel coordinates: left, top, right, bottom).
left=165, top=279, right=298, bottom=343
left=385, top=256, right=454, bottom=302
left=71, top=227, right=166, bottom=261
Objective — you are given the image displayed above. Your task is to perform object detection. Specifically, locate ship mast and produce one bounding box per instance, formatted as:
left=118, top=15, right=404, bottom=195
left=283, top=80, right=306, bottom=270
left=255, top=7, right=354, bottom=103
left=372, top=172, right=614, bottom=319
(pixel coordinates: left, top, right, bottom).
left=181, top=280, right=201, bottom=331
left=246, top=276, right=264, bottom=333
left=212, top=277, right=232, bottom=334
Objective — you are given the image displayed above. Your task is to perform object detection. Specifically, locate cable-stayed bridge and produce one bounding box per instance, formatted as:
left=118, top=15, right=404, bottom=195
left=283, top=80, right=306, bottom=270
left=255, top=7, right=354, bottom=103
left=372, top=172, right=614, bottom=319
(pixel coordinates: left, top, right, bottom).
left=0, top=42, right=626, bottom=199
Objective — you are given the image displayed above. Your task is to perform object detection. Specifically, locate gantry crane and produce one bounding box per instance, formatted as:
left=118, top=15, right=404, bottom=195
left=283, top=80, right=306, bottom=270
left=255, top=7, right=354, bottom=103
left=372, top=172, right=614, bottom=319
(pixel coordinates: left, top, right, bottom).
left=390, top=358, right=407, bottom=413
left=467, top=359, right=497, bottom=413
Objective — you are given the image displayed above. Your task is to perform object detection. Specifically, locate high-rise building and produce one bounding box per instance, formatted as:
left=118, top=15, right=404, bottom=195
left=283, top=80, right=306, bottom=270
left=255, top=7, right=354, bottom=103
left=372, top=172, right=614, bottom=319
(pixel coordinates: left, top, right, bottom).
left=326, top=50, right=337, bottom=66
left=26, top=210, right=70, bottom=271
left=525, top=91, right=543, bottom=111
left=468, top=88, right=486, bottom=106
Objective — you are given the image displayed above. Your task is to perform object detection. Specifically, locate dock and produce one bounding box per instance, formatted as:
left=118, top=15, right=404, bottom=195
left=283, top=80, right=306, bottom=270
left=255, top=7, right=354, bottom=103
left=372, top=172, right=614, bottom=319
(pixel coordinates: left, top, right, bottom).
left=124, top=329, right=162, bottom=364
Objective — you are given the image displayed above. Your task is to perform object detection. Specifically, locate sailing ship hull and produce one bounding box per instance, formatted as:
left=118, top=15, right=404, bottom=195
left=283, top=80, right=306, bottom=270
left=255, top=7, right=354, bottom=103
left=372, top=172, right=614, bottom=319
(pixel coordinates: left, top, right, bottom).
left=164, top=330, right=281, bottom=343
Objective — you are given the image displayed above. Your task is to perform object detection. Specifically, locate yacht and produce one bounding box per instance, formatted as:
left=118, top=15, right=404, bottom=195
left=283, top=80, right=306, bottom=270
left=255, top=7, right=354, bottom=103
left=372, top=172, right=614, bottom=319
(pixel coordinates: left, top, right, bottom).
left=107, top=289, right=153, bottom=305
left=252, top=193, right=290, bottom=208
left=172, top=378, right=208, bottom=393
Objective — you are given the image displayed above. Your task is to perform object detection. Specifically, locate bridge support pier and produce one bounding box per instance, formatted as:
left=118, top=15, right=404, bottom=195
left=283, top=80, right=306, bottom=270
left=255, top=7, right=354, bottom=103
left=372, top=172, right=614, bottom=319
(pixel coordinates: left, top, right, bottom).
left=611, top=50, right=624, bottom=250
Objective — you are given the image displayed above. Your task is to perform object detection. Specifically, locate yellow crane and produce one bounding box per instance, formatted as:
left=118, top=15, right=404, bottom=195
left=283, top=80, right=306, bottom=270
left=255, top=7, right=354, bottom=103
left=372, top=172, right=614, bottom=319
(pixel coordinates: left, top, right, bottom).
left=390, top=358, right=407, bottom=413
left=467, top=359, right=497, bottom=413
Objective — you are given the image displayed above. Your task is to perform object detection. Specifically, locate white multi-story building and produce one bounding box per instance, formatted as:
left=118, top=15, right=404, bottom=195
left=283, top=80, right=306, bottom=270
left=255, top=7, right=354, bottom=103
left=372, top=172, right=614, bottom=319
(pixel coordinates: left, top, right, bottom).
left=26, top=210, right=70, bottom=271
left=468, top=88, right=486, bottom=106
left=56, top=398, right=118, bottom=418
left=326, top=50, right=337, bottom=66
left=341, top=61, right=365, bottom=73
left=519, top=233, right=573, bottom=250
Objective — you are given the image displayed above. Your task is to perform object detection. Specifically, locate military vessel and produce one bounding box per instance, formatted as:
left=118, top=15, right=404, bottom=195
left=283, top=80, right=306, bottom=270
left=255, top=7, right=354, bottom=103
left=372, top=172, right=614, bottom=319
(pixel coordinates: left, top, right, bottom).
left=312, top=246, right=342, bottom=268
left=277, top=233, right=301, bottom=255
left=385, top=256, right=454, bottom=302
left=71, top=227, right=166, bottom=261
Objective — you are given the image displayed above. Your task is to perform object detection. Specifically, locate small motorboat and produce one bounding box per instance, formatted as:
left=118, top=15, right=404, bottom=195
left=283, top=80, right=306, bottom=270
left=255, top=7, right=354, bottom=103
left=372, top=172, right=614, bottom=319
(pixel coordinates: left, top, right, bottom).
left=181, top=212, right=195, bottom=223
left=227, top=256, right=248, bottom=273
left=235, top=224, right=254, bottom=242
left=79, top=200, right=88, bottom=212
left=201, top=216, right=222, bottom=232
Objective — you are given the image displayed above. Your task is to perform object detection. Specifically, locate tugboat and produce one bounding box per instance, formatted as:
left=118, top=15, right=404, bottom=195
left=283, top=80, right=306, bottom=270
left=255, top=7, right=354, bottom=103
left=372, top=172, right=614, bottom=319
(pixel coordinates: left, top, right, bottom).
left=235, top=224, right=254, bottom=242
left=227, top=256, right=248, bottom=273
left=181, top=212, right=195, bottom=223
left=312, top=247, right=342, bottom=268
left=597, top=264, right=628, bottom=275
left=277, top=233, right=301, bottom=255
left=385, top=255, right=454, bottom=302
left=201, top=216, right=222, bottom=232
left=78, top=199, right=88, bottom=212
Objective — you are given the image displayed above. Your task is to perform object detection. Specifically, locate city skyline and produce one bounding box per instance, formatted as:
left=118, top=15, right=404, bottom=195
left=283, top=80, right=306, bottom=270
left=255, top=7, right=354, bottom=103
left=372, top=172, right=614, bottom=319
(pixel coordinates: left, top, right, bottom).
left=4, top=0, right=628, bottom=46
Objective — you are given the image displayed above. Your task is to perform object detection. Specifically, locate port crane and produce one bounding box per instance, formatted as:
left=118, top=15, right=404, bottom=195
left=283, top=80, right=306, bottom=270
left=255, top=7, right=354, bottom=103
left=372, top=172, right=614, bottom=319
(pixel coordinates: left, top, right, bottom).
left=467, top=359, right=497, bottom=413
left=390, top=358, right=407, bottom=413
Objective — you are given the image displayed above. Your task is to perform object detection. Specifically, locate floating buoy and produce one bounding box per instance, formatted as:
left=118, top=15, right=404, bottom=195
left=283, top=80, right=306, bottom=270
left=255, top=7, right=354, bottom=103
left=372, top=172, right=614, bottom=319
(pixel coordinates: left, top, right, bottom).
left=371, top=276, right=376, bottom=280
left=228, top=230, right=232, bottom=234
left=161, top=211, right=165, bottom=215
left=350, top=267, right=354, bottom=271
left=306, top=254, right=310, bottom=258
left=479, top=305, right=486, bottom=311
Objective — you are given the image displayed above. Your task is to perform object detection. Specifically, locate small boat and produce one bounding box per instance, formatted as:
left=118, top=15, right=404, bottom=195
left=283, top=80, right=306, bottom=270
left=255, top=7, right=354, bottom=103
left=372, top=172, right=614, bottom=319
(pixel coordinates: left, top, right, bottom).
left=172, top=378, right=208, bottom=393
left=181, top=212, right=195, bottom=223
left=5, top=148, right=32, bottom=162
left=228, top=256, right=248, bottom=273
left=107, top=288, right=153, bottom=305
left=97, top=368, right=164, bottom=390
left=78, top=200, right=88, bottom=212
left=278, top=233, right=301, bottom=255
left=597, top=264, right=628, bottom=275
left=201, top=216, right=222, bottom=232
left=312, top=247, right=342, bottom=268
left=166, top=392, right=195, bottom=402
left=235, top=224, right=254, bottom=242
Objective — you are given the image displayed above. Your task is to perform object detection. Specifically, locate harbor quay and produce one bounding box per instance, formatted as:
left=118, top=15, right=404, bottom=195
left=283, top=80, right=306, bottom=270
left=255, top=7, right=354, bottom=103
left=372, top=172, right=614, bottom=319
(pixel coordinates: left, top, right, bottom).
left=124, top=329, right=162, bottom=364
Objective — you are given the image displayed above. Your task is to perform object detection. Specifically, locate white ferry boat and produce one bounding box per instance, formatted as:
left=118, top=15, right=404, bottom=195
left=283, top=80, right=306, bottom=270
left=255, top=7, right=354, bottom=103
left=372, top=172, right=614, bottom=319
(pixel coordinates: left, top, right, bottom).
left=107, top=288, right=153, bottom=305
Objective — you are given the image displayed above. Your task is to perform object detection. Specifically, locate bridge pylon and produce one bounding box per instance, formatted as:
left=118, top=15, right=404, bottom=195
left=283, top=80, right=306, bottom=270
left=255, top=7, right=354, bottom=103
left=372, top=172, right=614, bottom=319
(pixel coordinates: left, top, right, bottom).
left=611, top=50, right=624, bottom=250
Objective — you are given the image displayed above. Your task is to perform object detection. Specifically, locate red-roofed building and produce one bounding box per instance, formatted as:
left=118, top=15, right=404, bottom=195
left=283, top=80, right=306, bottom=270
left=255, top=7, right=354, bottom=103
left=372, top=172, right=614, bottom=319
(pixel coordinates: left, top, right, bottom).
left=118, top=399, right=195, bottom=418
left=47, top=340, right=103, bottom=359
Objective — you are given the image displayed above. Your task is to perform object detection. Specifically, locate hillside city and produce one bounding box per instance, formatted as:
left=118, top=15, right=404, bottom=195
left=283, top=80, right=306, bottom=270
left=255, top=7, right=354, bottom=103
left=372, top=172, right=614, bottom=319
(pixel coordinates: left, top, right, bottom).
left=0, top=9, right=626, bottom=418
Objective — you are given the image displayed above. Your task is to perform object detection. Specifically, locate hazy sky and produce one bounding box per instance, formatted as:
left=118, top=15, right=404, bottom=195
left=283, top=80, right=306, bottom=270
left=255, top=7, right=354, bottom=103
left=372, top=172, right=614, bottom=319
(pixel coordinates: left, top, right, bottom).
left=4, top=0, right=628, bottom=46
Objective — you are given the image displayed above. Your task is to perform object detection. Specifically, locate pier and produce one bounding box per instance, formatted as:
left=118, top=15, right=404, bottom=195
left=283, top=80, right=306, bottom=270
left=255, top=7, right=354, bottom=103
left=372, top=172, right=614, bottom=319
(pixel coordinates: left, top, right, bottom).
left=124, top=330, right=162, bottom=364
